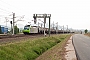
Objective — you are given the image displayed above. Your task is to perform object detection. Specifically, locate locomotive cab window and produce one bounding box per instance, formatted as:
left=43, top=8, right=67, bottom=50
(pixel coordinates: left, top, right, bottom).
left=24, top=25, right=30, bottom=30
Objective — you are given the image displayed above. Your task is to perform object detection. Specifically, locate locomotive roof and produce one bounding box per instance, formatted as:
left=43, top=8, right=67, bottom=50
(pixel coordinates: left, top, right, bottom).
left=25, top=25, right=30, bottom=27
left=25, top=25, right=38, bottom=27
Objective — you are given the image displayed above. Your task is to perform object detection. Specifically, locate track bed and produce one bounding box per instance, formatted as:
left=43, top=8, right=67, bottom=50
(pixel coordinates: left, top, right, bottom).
left=0, top=34, right=44, bottom=44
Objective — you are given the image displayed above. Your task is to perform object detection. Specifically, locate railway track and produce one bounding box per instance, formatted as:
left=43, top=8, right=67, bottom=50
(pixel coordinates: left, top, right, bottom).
left=0, top=34, right=24, bottom=39
left=0, top=34, right=44, bottom=44
left=0, top=34, right=43, bottom=39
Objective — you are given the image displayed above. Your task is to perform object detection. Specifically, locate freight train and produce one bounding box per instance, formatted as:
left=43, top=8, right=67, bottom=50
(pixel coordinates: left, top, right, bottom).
left=23, top=25, right=72, bottom=34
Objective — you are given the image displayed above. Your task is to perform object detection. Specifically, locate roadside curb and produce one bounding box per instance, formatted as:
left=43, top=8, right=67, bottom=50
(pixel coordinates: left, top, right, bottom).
left=65, top=36, right=77, bottom=60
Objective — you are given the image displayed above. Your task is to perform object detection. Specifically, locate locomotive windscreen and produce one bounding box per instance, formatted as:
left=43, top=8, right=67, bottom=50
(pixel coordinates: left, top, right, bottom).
left=24, top=25, right=30, bottom=30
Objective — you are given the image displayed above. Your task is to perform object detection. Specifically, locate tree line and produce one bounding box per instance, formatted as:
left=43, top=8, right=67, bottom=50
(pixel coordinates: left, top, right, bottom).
left=0, top=25, right=89, bottom=34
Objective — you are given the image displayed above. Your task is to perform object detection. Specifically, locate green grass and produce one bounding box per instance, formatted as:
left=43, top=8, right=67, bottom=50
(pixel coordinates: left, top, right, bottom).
left=0, top=34, right=70, bottom=60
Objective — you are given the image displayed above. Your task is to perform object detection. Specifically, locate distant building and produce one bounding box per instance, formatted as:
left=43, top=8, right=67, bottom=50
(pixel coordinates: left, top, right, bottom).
left=0, top=25, right=8, bottom=34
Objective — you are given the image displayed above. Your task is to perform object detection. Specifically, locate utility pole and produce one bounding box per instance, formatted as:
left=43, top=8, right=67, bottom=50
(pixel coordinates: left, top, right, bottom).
left=10, top=21, right=12, bottom=35
left=55, top=22, right=58, bottom=34
left=5, top=17, right=8, bottom=27
left=41, top=23, right=43, bottom=33
left=38, top=22, right=39, bottom=27
left=38, top=22, right=40, bottom=33
left=56, top=22, right=58, bottom=34
left=5, top=17, right=9, bottom=27
left=53, top=21, right=54, bottom=29
left=44, top=14, right=46, bottom=37
left=12, top=13, right=15, bottom=35
left=66, top=25, right=68, bottom=34
left=63, top=25, right=64, bottom=34
left=49, top=17, right=50, bottom=37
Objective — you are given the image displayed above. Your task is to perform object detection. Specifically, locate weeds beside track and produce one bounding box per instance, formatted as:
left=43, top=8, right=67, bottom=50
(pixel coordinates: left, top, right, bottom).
left=0, top=34, right=70, bottom=60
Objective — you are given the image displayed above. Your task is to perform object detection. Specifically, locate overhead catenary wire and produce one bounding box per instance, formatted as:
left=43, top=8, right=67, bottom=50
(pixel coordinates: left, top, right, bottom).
left=0, top=0, right=25, bottom=15
left=0, top=8, right=12, bottom=14
left=0, top=0, right=25, bottom=22
left=0, top=0, right=34, bottom=22
left=0, top=0, right=14, bottom=12
left=0, top=1, right=12, bottom=13
left=0, top=0, right=30, bottom=31
left=0, top=0, right=27, bottom=21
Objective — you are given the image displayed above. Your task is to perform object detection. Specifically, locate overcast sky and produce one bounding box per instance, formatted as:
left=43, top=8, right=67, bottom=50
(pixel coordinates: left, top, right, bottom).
left=0, top=0, right=90, bottom=30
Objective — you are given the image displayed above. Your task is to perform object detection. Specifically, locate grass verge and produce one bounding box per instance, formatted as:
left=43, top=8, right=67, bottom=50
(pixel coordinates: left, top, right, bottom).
left=36, top=34, right=71, bottom=60
left=0, top=34, right=70, bottom=60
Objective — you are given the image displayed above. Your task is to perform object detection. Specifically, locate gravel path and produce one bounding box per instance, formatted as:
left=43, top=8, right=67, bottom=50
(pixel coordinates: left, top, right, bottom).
left=65, top=36, right=77, bottom=60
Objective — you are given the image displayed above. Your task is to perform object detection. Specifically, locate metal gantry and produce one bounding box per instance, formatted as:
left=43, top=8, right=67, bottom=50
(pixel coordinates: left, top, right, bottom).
left=33, top=14, right=51, bottom=37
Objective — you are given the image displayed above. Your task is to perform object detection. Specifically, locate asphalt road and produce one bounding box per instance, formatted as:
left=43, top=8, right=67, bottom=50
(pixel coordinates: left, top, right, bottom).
left=73, top=34, right=90, bottom=60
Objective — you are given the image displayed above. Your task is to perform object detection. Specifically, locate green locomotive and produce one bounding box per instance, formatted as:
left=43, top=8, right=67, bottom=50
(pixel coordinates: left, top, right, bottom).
left=23, top=25, right=41, bottom=34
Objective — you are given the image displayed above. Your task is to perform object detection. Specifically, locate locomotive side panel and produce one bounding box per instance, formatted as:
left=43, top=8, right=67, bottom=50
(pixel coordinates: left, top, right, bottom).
left=30, top=27, right=38, bottom=33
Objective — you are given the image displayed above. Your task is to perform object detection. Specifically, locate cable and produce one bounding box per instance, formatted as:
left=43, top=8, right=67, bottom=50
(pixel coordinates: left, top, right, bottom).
left=0, top=8, right=12, bottom=14
left=0, top=0, right=11, bottom=6
left=0, top=0, right=12, bottom=13
left=0, top=0, right=13, bottom=14
left=0, top=0, right=24, bottom=15
left=0, top=0, right=31, bottom=27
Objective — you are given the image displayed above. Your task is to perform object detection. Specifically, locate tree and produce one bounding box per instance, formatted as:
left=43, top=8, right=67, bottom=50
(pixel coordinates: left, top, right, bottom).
left=0, top=26, right=2, bottom=34
left=84, top=29, right=88, bottom=33
left=14, top=26, right=19, bottom=34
